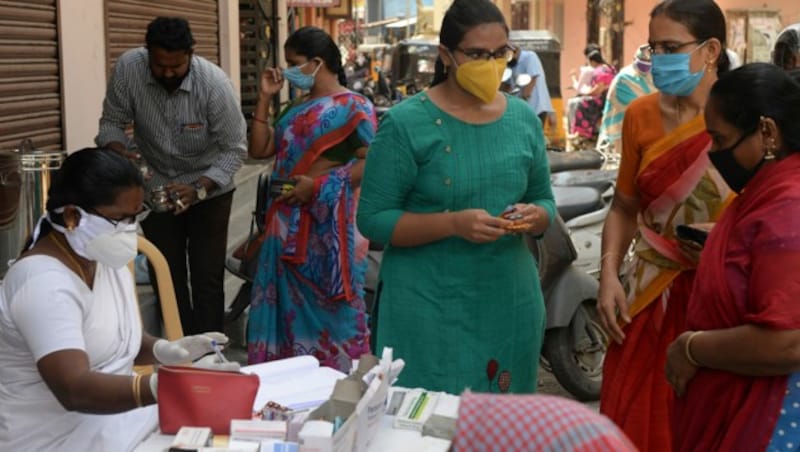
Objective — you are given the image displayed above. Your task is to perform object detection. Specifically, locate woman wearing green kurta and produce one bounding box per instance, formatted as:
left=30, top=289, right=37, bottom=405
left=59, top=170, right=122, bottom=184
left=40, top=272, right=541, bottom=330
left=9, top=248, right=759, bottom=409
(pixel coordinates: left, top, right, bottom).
left=356, top=0, right=555, bottom=395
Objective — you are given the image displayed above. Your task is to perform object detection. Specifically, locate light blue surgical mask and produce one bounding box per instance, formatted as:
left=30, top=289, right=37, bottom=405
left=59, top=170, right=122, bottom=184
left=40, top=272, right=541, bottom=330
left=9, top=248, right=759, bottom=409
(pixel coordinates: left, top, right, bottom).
left=651, top=41, right=707, bottom=96
left=283, top=60, right=321, bottom=91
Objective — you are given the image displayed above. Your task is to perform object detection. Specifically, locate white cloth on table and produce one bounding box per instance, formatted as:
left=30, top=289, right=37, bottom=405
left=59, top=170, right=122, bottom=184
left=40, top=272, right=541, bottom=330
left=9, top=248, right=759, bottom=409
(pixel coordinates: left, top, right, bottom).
left=0, top=255, right=157, bottom=451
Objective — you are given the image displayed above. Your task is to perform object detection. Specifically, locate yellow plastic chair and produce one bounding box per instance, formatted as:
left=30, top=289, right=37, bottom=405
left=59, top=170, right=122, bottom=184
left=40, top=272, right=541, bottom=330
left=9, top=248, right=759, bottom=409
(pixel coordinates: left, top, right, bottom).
left=132, top=235, right=184, bottom=375
left=135, top=235, right=184, bottom=340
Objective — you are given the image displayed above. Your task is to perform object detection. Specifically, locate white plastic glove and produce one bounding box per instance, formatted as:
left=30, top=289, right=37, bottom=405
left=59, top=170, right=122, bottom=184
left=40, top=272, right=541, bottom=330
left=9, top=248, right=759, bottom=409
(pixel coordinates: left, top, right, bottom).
left=192, top=354, right=241, bottom=372
left=152, top=332, right=229, bottom=365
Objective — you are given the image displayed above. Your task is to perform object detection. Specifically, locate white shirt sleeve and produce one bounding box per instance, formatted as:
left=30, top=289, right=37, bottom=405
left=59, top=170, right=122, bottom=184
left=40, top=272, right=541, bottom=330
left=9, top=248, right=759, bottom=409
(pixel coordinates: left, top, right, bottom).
left=8, top=269, right=87, bottom=362
left=577, top=66, right=594, bottom=94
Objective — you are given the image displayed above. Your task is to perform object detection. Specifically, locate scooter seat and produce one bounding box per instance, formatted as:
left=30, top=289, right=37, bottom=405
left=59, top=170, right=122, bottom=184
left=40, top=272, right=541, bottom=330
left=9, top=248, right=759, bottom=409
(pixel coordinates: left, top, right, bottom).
left=553, top=186, right=603, bottom=222
left=551, top=168, right=617, bottom=193
left=547, top=149, right=605, bottom=173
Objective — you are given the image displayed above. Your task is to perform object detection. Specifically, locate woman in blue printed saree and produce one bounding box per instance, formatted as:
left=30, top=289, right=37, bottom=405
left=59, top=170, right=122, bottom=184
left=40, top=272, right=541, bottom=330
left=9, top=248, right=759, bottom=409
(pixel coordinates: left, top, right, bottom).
left=247, top=27, right=377, bottom=372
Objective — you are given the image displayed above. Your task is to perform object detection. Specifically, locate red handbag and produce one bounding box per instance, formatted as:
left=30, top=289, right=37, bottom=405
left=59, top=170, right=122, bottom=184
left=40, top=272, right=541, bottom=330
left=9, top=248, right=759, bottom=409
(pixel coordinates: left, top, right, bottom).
left=157, top=366, right=260, bottom=434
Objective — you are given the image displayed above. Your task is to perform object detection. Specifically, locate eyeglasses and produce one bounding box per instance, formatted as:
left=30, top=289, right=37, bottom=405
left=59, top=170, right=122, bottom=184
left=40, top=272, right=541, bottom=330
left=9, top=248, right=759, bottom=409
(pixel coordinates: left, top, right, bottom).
left=454, top=45, right=516, bottom=62
left=642, top=40, right=704, bottom=59
left=93, top=205, right=151, bottom=227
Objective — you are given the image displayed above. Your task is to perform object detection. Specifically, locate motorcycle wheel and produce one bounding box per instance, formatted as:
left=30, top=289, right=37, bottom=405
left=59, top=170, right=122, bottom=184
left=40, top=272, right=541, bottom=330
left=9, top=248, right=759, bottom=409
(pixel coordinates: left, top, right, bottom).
left=543, top=299, right=607, bottom=401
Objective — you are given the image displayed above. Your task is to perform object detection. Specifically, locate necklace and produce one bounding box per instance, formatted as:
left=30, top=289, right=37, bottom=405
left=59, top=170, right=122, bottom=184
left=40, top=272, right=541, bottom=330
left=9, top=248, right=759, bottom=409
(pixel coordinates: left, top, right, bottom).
left=48, top=233, right=92, bottom=284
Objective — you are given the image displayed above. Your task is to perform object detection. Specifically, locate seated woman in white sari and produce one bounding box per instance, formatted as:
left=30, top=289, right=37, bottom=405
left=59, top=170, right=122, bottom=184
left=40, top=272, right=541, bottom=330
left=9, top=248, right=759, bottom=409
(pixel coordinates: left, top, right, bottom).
left=0, top=148, right=237, bottom=451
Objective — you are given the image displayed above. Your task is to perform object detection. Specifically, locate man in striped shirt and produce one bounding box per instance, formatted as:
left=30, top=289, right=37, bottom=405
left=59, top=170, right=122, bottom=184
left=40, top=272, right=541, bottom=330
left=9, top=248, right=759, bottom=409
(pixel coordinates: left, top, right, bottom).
left=96, top=17, right=247, bottom=335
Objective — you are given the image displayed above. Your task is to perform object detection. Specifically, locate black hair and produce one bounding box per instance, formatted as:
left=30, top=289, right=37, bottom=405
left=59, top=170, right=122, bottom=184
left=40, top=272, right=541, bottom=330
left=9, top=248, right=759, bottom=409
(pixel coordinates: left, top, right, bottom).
left=145, top=17, right=195, bottom=52
left=789, top=68, right=800, bottom=85
left=587, top=49, right=605, bottom=65
left=709, top=63, right=800, bottom=154
left=24, top=148, right=144, bottom=250
left=650, top=0, right=730, bottom=75
left=584, top=43, right=601, bottom=57
left=430, top=0, right=508, bottom=87
left=285, top=27, right=347, bottom=86
left=773, top=25, right=800, bottom=71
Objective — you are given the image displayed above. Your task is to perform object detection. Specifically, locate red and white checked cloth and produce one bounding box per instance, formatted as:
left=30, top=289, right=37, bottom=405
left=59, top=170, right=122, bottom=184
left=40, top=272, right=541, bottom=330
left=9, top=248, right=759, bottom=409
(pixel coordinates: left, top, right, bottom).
left=453, top=392, right=637, bottom=451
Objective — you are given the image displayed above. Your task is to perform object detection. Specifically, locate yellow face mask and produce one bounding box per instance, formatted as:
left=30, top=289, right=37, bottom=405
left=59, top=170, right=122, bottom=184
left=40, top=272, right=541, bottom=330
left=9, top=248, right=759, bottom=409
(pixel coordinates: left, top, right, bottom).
left=451, top=56, right=508, bottom=104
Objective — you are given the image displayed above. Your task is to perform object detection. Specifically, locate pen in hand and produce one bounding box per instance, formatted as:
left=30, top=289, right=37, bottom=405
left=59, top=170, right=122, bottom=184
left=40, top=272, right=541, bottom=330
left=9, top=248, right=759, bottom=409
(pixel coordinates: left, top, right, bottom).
left=210, top=339, right=230, bottom=364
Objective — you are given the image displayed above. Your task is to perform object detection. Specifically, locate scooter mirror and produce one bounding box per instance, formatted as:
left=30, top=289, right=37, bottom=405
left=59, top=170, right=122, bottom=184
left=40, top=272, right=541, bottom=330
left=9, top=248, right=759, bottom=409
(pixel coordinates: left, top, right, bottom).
left=502, top=68, right=513, bottom=83
left=516, top=74, right=533, bottom=87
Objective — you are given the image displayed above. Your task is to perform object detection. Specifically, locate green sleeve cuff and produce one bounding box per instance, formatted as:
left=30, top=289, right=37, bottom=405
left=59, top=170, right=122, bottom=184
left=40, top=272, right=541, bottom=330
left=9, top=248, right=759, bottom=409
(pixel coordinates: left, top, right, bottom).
left=357, top=208, right=404, bottom=245
left=533, top=199, right=557, bottom=226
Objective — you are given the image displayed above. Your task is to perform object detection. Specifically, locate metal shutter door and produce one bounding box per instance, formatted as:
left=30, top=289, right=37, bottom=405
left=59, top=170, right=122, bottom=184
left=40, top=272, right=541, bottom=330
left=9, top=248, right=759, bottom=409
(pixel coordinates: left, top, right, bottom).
left=105, top=0, right=220, bottom=72
left=0, top=0, right=62, bottom=150
left=240, top=0, right=277, bottom=124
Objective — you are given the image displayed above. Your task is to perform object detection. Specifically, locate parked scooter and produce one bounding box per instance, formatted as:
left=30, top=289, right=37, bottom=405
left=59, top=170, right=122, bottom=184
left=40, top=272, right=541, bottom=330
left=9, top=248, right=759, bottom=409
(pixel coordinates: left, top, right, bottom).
left=552, top=168, right=617, bottom=276
left=529, top=213, right=606, bottom=401
left=534, top=148, right=618, bottom=400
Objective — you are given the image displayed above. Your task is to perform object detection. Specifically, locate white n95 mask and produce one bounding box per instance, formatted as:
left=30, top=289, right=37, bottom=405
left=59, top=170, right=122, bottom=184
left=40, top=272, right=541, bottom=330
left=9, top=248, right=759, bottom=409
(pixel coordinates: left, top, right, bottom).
left=50, top=206, right=138, bottom=269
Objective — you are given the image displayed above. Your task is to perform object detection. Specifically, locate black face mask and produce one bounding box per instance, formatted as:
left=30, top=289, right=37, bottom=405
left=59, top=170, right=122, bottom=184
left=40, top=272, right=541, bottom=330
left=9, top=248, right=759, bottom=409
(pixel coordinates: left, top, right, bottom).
left=708, top=129, right=766, bottom=193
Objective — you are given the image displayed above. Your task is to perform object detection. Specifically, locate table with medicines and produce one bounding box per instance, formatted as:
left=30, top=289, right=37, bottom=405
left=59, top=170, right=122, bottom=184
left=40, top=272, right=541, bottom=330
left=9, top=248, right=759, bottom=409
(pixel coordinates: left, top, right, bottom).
left=134, top=350, right=458, bottom=452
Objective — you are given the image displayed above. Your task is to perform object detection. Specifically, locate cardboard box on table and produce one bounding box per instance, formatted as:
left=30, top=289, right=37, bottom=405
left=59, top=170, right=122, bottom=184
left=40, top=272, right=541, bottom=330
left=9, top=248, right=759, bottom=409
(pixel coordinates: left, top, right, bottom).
left=299, top=355, right=390, bottom=452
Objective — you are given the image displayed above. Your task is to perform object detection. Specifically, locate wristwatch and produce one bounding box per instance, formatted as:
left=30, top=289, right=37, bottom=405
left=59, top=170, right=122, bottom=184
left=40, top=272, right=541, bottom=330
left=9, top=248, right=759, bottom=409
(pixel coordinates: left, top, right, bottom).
left=193, top=182, right=207, bottom=202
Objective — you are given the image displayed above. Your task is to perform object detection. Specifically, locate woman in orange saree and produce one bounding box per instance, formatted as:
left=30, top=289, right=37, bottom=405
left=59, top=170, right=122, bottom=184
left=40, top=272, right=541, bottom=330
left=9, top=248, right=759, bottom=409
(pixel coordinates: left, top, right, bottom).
left=596, top=1, right=734, bottom=450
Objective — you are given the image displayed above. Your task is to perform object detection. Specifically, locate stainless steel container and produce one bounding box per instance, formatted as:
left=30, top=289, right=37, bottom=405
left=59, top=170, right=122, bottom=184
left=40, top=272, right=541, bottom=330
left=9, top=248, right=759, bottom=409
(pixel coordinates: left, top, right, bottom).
left=149, top=186, right=175, bottom=212
left=0, top=140, right=66, bottom=279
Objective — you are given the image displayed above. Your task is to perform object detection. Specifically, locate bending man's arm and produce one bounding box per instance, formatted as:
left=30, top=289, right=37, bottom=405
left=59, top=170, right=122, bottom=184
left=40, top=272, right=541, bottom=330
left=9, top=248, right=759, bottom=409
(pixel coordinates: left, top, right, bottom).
left=95, top=57, right=137, bottom=159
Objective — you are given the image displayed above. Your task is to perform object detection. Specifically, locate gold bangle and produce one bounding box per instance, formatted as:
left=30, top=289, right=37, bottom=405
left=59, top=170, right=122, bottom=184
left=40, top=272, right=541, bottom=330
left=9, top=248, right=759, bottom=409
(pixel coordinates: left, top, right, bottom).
left=685, top=331, right=703, bottom=367
left=132, top=374, right=143, bottom=407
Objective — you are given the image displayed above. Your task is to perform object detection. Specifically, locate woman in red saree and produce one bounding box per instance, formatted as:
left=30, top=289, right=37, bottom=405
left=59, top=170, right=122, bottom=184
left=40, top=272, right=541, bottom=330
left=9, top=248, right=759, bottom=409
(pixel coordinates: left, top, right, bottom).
left=597, top=1, right=734, bottom=450
left=666, top=64, right=800, bottom=451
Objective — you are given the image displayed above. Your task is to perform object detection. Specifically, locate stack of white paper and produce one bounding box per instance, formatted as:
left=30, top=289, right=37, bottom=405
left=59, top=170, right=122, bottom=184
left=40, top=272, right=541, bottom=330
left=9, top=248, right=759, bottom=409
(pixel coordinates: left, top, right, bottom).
left=241, top=356, right=347, bottom=412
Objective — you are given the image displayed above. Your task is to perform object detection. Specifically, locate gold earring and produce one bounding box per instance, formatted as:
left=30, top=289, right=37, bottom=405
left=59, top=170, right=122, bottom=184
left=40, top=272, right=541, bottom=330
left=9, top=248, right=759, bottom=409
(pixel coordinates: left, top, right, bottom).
left=765, top=139, right=777, bottom=159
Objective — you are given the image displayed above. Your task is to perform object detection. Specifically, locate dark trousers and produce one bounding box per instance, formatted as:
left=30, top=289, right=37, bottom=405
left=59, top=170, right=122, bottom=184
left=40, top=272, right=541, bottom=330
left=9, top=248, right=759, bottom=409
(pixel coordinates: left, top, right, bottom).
left=141, top=191, right=234, bottom=335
